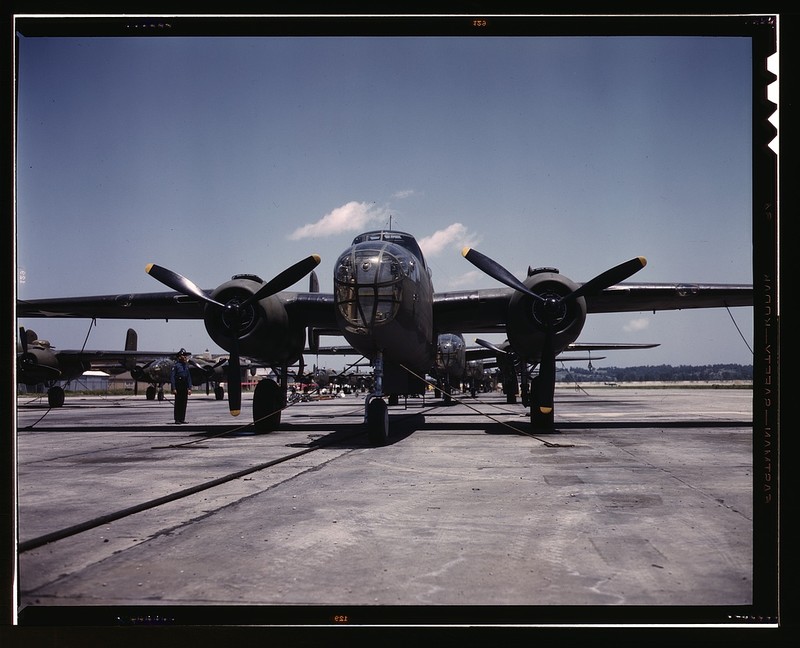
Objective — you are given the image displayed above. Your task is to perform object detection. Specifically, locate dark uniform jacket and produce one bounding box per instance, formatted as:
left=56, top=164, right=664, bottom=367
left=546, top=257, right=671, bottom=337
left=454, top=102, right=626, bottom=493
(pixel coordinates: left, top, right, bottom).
left=171, top=360, right=193, bottom=391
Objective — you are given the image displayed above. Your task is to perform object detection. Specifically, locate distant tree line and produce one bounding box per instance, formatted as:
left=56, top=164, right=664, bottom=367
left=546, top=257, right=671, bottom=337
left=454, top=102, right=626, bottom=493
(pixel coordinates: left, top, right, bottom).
left=558, top=363, right=752, bottom=383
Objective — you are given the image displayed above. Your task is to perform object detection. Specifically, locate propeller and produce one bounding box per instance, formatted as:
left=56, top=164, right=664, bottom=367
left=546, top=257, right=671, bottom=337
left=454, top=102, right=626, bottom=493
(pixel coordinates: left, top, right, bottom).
left=189, top=356, right=228, bottom=395
left=475, top=337, right=510, bottom=356
left=463, top=248, right=646, bottom=415
left=146, top=254, right=321, bottom=416
left=18, top=327, right=34, bottom=371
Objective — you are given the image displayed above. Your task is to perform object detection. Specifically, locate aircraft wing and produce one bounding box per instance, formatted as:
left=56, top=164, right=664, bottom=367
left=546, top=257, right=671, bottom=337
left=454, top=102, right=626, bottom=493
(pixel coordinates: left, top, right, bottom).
left=17, top=291, right=339, bottom=327
left=17, top=291, right=206, bottom=319
left=17, top=282, right=751, bottom=333
left=565, top=342, right=660, bottom=351
left=307, top=345, right=363, bottom=355
left=432, top=283, right=752, bottom=333
left=54, top=349, right=184, bottom=366
left=583, top=282, right=753, bottom=314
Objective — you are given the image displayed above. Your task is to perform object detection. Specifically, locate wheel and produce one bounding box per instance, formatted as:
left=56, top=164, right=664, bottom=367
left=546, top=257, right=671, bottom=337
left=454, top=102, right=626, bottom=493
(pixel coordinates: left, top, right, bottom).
left=47, top=386, right=65, bottom=408
left=157, top=388, right=164, bottom=401
left=146, top=386, right=156, bottom=400
left=214, top=385, right=225, bottom=400
left=529, top=377, right=555, bottom=431
left=367, top=398, right=389, bottom=446
left=530, top=406, right=555, bottom=430
left=253, top=379, right=283, bottom=433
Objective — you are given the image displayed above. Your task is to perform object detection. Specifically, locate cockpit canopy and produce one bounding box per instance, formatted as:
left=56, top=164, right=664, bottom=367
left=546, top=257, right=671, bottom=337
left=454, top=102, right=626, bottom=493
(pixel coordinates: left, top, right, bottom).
left=350, top=231, right=427, bottom=270
left=334, top=231, right=430, bottom=330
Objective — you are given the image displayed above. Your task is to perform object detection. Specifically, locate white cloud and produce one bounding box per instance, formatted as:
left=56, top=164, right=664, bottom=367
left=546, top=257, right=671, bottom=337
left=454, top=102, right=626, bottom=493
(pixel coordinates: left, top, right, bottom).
left=623, top=317, right=651, bottom=333
left=391, top=189, right=415, bottom=200
left=418, top=223, right=480, bottom=258
left=288, top=201, right=389, bottom=240
left=447, top=269, right=484, bottom=289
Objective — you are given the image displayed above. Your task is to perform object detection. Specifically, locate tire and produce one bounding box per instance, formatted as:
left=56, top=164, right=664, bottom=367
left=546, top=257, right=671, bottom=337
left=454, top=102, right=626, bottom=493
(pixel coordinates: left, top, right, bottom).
left=530, top=406, right=555, bottom=430
left=48, top=386, right=65, bottom=408
left=367, top=398, right=389, bottom=446
left=253, top=379, right=283, bottom=433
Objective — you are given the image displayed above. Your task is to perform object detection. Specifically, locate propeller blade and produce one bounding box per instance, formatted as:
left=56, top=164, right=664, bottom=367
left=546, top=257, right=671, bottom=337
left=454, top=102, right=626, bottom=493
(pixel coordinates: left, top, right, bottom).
left=565, top=257, right=647, bottom=302
left=243, top=254, right=321, bottom=306
left=462, top=248, right=545, bottom=302
left=145, top=264, right=226, bottom=308
left=475, top=338, right=510, bottom=355
left=227, top=359, right=242, bottom=416
left=537, top=329, right=557, bottom=415
left=227, top=312, right=242, bottom=417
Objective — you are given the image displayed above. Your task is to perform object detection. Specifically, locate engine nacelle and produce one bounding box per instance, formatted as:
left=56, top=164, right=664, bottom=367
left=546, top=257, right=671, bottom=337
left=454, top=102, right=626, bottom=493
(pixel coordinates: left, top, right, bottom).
left=204, top=274, right=304, bottom=366
left=506, top=267, right=587, bottom=363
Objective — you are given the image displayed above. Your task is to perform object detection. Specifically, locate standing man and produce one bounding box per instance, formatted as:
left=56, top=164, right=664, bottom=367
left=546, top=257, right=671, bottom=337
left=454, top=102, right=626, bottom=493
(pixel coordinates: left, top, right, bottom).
left=171, top=348, right=193, bottom=424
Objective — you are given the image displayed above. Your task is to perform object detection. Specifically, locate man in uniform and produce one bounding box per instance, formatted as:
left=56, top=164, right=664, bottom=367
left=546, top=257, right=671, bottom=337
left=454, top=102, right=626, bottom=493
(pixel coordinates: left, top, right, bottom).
left=171, top=348, right=193, bottom=424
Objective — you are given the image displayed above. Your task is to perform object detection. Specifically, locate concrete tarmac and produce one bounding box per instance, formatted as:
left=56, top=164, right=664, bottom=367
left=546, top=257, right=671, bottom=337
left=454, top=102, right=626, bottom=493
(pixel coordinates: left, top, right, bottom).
left=14, top=385, right=754, bottom=626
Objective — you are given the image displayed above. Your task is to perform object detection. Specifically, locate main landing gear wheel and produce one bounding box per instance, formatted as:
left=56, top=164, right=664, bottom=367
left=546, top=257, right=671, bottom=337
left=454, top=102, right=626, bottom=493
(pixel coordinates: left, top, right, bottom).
left=530, top=376, right=555, bottom=431
left=146, top=386, right=156, bottom=401
left=530, top=406, right=555, bottom=430
left=366, top=397, right=389, bottom=446
left=214, top=386, right=225, bottom=401
left=253, top=378, right=283, bottom=434
left=47, top=386, right=65, bottom=408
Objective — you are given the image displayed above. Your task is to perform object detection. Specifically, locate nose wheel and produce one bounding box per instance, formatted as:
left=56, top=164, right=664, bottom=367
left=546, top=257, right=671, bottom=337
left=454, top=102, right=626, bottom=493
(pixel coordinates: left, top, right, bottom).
left=365, top=395, right=389, bottom=445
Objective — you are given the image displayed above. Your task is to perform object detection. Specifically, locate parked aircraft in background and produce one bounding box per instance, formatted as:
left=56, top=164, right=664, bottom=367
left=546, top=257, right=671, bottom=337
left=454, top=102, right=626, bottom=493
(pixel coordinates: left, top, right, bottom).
left=474, top=337, right=657, bottom=404
left=129, top=353, right=233, bottom=401
left=16, top=327, right=176, bottom=407
left=432, top=333, right=468, bottom=402
left=17, top=229, right=752, bottom=443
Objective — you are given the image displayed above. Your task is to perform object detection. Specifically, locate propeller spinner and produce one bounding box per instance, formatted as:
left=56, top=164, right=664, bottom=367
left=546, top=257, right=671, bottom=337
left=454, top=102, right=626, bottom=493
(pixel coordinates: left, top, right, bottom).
left=146, top=254, right=321, bottom=416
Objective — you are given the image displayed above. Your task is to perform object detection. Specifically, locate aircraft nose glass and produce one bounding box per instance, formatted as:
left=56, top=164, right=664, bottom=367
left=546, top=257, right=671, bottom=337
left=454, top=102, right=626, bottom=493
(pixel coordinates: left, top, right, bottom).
left=335, top=245, right=404, bottom=329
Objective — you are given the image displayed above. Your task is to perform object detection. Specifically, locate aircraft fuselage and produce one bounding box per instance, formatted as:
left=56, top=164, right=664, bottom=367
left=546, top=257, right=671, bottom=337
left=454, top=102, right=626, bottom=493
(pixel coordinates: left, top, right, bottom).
left=436, top=333, right=467, bottom=381
left=333, top=231, right=435, bottom=374
left=17, top=344, right=88, bottom=386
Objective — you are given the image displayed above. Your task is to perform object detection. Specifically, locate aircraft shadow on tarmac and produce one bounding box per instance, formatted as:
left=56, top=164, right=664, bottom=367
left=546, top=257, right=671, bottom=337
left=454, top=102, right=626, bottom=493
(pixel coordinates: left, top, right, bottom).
left=184, top=412, right=427, bottom=449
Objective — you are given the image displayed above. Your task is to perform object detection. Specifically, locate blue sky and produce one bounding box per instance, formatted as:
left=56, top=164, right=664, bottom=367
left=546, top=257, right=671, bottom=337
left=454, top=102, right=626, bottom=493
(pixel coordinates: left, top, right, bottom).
left=15, top=32, right=755, bottom=369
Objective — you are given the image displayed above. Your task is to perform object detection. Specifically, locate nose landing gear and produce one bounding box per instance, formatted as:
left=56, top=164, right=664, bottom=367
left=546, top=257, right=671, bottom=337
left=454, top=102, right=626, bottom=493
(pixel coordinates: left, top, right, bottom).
left=364, top=351, right=389, bottom=445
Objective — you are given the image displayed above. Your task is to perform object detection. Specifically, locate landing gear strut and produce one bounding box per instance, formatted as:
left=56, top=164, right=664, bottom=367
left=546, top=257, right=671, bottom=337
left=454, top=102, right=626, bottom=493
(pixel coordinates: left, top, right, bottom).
left=365, top=351, right=389, bottom=445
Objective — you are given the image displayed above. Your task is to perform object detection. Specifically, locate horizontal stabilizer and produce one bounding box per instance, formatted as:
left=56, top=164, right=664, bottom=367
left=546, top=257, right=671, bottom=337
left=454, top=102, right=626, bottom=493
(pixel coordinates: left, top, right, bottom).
left=566, top=342, right=659, bottom=351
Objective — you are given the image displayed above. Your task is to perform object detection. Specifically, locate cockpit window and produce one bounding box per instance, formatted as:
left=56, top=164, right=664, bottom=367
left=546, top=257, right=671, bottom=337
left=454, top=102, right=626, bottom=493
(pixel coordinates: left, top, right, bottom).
left=351, top=231, right=426, bottom=270
left=335, top=244, right=404, bottom=329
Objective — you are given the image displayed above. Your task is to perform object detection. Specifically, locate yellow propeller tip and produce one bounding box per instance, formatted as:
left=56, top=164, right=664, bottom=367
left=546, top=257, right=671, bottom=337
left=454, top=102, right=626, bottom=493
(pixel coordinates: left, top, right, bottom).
left=639, top=256, right=647, bottom=267
left=311, top=254, right=321, bottom=264
left=540, top=406, right=553, bottom=414
left=231, top=410, right=241, bottom=417
left=461, top=247, right=471, bottom=257
left=145, top=263, right=154, bottom=273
